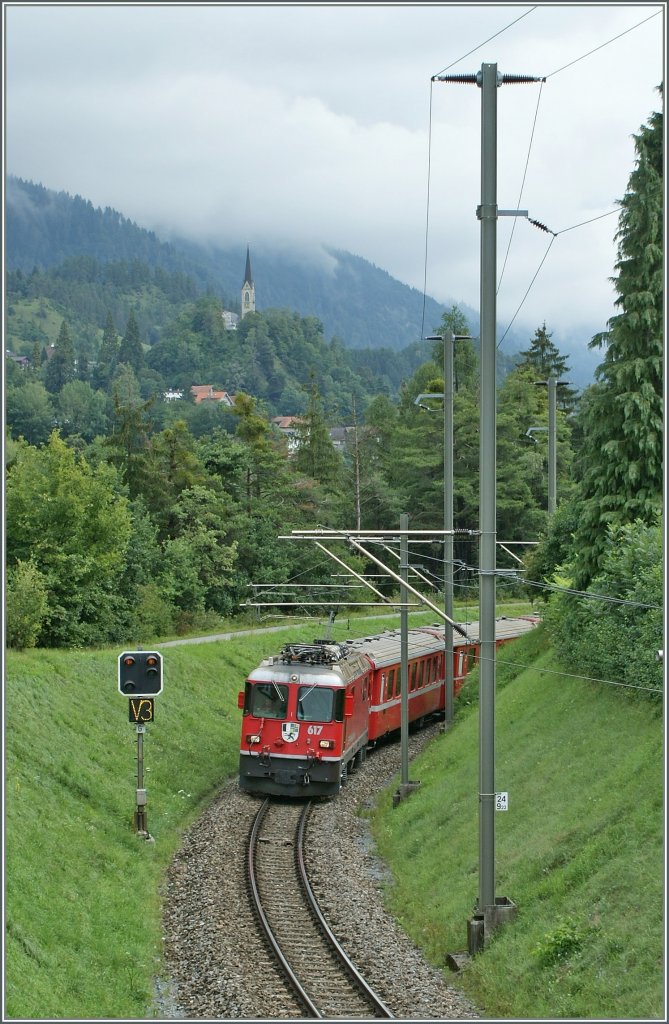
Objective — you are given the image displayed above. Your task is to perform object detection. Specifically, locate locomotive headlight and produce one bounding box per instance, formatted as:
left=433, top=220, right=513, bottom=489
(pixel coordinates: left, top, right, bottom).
left=319, top=740, right=335, bottom=749
left=246, top=734, right=261, bottom=744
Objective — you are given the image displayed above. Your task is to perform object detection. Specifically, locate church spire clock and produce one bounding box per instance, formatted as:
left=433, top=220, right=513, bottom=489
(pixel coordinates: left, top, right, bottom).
left=241, top=245, right=255, bottom=318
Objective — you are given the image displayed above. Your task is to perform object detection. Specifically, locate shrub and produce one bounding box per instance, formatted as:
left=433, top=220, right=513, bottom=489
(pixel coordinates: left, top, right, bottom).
left=6, top=560, right=48, bottom=649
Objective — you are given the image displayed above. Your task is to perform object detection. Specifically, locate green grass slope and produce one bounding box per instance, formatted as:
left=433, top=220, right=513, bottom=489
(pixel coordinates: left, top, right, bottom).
left=4, top=611, right=444, bottom=1019
left=370, top=626, right=664, bottom=1019
left=6, top=610, right=662, bottom=1020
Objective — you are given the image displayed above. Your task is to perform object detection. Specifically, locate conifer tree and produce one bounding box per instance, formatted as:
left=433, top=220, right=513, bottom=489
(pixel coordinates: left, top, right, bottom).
left=516, top=323, right=570, bottom=378
left=294, top=377, right=343, bottom=491
left=117, top=310, right=145, bottom=375
left=94, top=311, right=120, bottom=389
left=571, top=97, right=663, bottom=587
left=515, top=323, right=578, bottom=411
left=44, top=319, right=76, bottom=393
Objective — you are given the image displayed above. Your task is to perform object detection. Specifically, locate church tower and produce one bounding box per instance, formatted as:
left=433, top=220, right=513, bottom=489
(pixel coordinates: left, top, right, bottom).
left=241, top=245, right=255, bottom=318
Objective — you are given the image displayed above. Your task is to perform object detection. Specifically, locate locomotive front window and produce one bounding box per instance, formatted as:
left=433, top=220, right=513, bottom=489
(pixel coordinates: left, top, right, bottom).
left=249, top=682, right=289, bottom=719
left=297, top=685, right=335, bottom=722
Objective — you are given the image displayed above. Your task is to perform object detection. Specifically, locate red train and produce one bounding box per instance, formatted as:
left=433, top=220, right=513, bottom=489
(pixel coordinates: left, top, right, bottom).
left=238, top=616, right=539, bottom=798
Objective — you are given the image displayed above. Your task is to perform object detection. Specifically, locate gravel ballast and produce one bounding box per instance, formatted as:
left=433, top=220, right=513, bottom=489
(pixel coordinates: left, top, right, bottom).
left=158, top=724, right=480, bottom=1020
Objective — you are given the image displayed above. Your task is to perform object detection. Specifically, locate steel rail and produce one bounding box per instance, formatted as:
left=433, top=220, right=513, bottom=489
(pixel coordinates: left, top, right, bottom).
left=247, top=798, right=393, bottom=1019
left=296, top=802, right=394, bottom=1019
left=247, top=798, right=322, bottom=1018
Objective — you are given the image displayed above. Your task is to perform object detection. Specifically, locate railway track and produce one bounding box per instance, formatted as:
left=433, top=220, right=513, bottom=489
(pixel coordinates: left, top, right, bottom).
left=247, top=797, right=394, bottom=1019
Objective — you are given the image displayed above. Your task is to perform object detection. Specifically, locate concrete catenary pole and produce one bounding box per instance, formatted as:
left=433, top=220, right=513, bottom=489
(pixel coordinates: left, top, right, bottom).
left=477, top=61, right=499, bottom=917
left=548, top=376, right=557, bottom=515
left=400, top=513, right=409, bottom=786
left=443, top=329, right=455, bottom=725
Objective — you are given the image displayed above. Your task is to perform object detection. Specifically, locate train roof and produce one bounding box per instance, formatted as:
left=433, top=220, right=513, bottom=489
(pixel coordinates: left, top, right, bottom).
left=345, top=616, right=539, bottom=668
left=248, top=616, right=540, bottom=678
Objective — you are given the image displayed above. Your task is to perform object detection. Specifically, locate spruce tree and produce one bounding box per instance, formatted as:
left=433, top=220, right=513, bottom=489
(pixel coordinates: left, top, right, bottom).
left=94, top=311, right=120, bottom=389
left=572, top=97, right=663, bottom=587
left=117, top=310, right=145, bottom=375
left=294, top=378, right=343, bottom=491
left=515, top=323, right=578, bottom=410
left=516, top=323, right=570, bottom=378
left=44, top=320, right=76, bottom=393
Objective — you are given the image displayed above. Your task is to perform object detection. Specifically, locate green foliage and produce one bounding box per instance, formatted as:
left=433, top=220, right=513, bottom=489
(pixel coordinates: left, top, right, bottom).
left=93, top=310, right=120, bottom=389
left=5, top=559, right=49, bottom=649
left=5, top=381, right=56, bottom=445
left=5, top=432, right=133, bottom=646
left=532, top=916, right=596, bottom=967
left=515, top=323, right=578, bottom=411
left=524, top=497, right=581, bottom=599
left=117, top=310, right=145, bottom=375
left=572, top=102, right=663, bottom=587
left=57, top=380, right=110, bottom=441
left=543, top=521, right=663, bottom=700
left=294, top=378, right=345, bottom=495
left=44, top=319, right=76, bottom=393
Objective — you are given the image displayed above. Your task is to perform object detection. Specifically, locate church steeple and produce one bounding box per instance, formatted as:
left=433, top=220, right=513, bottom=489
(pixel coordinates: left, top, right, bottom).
left=241, top=245, right=255, bottom=318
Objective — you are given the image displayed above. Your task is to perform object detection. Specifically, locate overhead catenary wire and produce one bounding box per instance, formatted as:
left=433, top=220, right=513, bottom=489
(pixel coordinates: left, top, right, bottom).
left=497, top=79, right=546, bottom=295
left=422, top=7, right=661, bottom=347
left=432, top=6, right=538, bottom=79
left=469, top=648, right=663, bottom=695
left=404, top=549, right=661, bottom=611
left=545, top=10, right=663, bottom=79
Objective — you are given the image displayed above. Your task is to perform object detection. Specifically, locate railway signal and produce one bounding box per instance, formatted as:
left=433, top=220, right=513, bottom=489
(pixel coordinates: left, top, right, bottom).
left=118, top=649, right=162, bottom=840
left=118, top=650, right=163, bottom=696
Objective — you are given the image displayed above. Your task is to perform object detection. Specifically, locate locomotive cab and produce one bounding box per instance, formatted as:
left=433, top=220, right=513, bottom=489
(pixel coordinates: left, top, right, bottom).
left=238, top=640, right=371, bottom=797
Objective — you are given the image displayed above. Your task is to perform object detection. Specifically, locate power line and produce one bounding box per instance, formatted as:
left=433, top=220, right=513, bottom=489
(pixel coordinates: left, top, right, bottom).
left=425, top=8, right=660, bottom=351
left=409, top=550, right=661, bottom=611
left=422, top=6, right=539, bottom=341
left=546, top=10, right=663, bottom=79
left=557, top=208, right=619, bottom=234
left=472, top=648, right=663, bottom=695
left=497, top=80, right=546, bottom=295
left=515, top=576, right=662, bottom=610
left=432, top=6, right=538, bottom=78
left=497, top=233, right=557, bottom=347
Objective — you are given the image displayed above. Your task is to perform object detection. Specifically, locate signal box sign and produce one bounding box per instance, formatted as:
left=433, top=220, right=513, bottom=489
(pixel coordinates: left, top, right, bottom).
left=129, top=698, right=155, bottom=723
left=118, top=651, right=163, bottom=696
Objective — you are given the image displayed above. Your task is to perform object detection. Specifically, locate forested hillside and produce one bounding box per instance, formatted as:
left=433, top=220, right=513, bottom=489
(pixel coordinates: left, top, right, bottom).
left=6, top=176, right=460, bottom=353
left=5, top=98, right=663, bottom=709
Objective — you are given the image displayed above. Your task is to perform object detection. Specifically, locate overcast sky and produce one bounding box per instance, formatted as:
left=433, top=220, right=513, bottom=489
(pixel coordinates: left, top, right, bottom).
left=3, top=2, right=665, bottom=354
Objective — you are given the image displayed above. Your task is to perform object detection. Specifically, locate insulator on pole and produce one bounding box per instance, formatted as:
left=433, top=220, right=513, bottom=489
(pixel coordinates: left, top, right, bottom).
left=433, top=74, right=478, bottom=84
left=501, top=74, right=547, bottom=84
left=529, top=217, right=557, bottom=237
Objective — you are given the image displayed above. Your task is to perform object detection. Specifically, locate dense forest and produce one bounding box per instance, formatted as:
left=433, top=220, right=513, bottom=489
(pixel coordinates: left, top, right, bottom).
left=5, top=98, right=663, bottom=701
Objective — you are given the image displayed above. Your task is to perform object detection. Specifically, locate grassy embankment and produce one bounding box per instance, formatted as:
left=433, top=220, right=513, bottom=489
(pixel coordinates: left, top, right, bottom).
left=370, top=624, right=664, bottom=1019
left=4, top=606, right=449, bottom=1019
left=5, top=605, right=663, bottom=1019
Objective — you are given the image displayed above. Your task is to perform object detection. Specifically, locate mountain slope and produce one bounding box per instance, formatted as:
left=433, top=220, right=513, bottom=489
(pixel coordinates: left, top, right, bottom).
left=6, top=176, right=469, bottom=352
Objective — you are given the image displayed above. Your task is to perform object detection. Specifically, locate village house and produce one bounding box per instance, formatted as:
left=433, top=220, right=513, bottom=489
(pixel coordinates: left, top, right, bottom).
left=190, top=385, right=235, bottom=406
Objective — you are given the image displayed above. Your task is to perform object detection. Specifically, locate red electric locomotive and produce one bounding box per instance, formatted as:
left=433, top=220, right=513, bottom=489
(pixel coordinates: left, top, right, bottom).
left=238, top=616, right=539, bottom=798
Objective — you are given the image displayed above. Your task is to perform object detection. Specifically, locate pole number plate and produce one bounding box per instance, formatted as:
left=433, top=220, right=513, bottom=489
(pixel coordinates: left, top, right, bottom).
left=495, top=792, right=509, bottom=811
